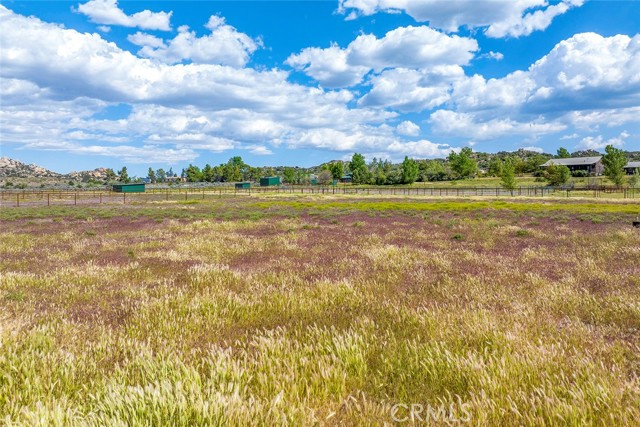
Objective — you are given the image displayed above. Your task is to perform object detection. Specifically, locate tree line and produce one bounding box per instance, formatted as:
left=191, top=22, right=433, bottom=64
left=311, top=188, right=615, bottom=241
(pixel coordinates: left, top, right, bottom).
left=108, top=146, right=638, bottom=188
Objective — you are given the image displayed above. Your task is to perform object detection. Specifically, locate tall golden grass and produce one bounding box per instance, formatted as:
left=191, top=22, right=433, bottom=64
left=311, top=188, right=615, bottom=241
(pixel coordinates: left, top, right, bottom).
left=1, top=195, right=639, bottom=426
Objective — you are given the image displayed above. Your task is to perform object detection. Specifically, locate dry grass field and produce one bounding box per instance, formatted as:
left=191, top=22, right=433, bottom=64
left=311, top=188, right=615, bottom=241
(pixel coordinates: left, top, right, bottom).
left=1, top=195, right=640, bottom=426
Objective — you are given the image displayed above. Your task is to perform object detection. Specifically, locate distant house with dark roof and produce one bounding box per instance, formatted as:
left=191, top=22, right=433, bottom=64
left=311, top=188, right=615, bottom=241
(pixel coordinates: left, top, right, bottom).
left=340, top=173, right=353, bottom=183
left=624, top=161, right=640, bottom=175
left=540, top=156, right=603, bottom=176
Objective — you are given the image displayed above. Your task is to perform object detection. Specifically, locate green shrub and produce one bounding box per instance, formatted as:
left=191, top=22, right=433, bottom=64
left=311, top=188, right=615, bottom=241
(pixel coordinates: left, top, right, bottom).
left=571, top=170, right=589, bottom=178
left=544, top=164, right=571, bottom=186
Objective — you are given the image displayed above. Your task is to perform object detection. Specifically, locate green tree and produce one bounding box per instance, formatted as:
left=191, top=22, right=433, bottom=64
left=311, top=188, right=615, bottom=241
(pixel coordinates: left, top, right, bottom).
left=147, top=167, right=156, bottom=183
left=202, top=164, right=215, bottom=182
left=556, top=147, right=571, bottom=158
left=283, top=167, right=296, bottom=184
left=419, top=160, right=449, bottom=181
left=222, top=161, right=242, bottom=182
left=400, top=156, right=419, bottom=184
left=156, top=168, right=166, bottom=183
left=601, top=144, right=627, bottom=187
left=245, top=166, right=261, bottom=182
left=525, top=154, right=550, bottom=173
left=488, top=157, right=504, bottom=177
left=384, top=168, right=401, bottom=185
left=349, top=153, right=371, bottom=185
left=373, top=169, right=387, bottom=185
left=185, top=164, right=202, bottom=182
left=117, top=167, right=130, bottom=183
left=544, top=163, right=571, bottom=186
left=448, top=148, right=477, bottom=179
left=228, top=156, right=245, bottom=168
left=499, top=159, right=517, bottom=195
left=104, top=168, right=117, bottom=183
left=264, top=167, right=276, bottom=178
left=329, top=162, right=344, bottom=180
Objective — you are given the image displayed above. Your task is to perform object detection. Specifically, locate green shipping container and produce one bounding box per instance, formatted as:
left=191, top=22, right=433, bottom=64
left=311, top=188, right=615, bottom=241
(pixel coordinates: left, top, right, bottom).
left=112, top=183, right=146, bottom=193
left=260, top=176, right=281, bottom=187
left=235, top=182, right=251, bottom=189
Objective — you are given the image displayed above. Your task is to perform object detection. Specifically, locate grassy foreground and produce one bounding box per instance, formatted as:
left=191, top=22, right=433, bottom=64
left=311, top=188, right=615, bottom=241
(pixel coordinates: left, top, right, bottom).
left=1, top=195, right=640, bottom=426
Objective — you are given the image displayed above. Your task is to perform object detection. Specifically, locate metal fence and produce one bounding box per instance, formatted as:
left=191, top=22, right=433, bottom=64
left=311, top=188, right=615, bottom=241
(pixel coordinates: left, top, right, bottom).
left=0, top=185, right=638, bottom=208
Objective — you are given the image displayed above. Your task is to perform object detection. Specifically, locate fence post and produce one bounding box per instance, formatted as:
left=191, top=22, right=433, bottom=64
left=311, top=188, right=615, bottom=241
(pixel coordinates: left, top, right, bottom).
left=16, top=193, right=19, bottom=207
left=124, top=193, right=126, bottom=204
left=74, top=193, right=77, bottom=205
left=47, top=193, right=50, bottom=206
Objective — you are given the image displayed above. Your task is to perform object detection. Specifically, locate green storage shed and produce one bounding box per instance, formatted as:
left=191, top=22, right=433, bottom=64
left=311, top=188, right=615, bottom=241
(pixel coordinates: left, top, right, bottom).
left=112, top=183, right=146, bottom=193
left=260, top=176, right=281, bottom=187
left=235, top=182, right=251, bottom=189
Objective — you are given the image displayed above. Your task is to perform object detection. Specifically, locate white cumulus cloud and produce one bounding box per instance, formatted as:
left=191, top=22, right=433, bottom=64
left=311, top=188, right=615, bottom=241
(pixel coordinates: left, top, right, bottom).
left=286, top=25, right=477, bottom=88
left=578, top=131, right=629, bottom=150
left=396, top=120, right=420, bottom=136
left=359, top=66, right=464, bottom=112
left=430, top=110, right=566, bottom=140
left=2, top=5, right=432, bottom=164
left=338, top=0, right=584, bottom=38
left=76, top=0, right=172, bottom=31
left=431, top=32, right=640, bottom=139
left=130, top=16, right=261, bottom=67
left=247, top=145, right=274, bottom=155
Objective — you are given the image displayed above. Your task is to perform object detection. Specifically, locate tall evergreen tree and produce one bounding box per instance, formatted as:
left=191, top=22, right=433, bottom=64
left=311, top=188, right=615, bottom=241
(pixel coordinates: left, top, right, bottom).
left=117, top=167, right=130, bottom=183
left=556, top=147, right=571, bottom=158
left=185, top=164, right=202, bottom=182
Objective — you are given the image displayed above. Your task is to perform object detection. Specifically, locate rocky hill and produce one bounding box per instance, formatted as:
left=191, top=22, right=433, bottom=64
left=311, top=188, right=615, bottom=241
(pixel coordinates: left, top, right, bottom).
left=0, top=157, right=61, bottom=178
left=65, top=167, right=111, bottom=182
left=0, top=157, right=114, bottom=182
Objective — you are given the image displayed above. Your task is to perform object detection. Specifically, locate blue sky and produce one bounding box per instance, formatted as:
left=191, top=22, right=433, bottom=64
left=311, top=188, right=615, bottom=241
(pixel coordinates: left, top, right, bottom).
left=1, top=0, right=639, bottom=176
